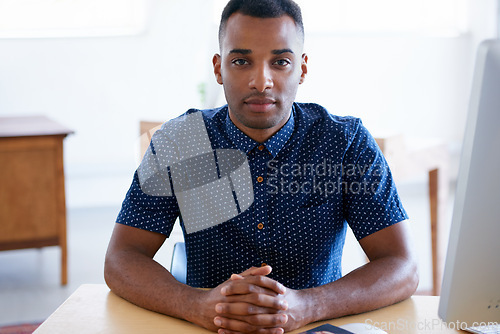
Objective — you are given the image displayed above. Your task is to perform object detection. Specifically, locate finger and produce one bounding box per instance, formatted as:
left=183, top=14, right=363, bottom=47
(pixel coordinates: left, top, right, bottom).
left=218, top=327, right=284, bottom=334
left=219, top=294, right=288, bottom=311
left=222, top=275, right=286, bottom=296
left=215, top=313, right=288, bottom=328
left=230, top=273, right=244, bottom=281
left=222, top=283, right=278, bottom=298
left=222, top=281, right=279, bottom=297
left=237, top=265, right=272, bottom=277
left=216, top=302, right=276, bottom=316
left=214, top=316, right=260, bottom=333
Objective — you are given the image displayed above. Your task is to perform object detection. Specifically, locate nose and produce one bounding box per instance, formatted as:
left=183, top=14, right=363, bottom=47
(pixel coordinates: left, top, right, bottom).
left=249, top=64, right=273, bottom=92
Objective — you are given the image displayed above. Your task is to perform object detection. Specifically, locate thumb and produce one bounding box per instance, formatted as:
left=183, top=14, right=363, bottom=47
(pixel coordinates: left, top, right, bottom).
left=230, top=273, right=244, bottom=280
left=237, top=265, right=272, bottom=278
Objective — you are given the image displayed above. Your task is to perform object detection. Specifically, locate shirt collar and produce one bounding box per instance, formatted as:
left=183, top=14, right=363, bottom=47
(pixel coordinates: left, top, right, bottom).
left=224, top=105, right=295, bottom=158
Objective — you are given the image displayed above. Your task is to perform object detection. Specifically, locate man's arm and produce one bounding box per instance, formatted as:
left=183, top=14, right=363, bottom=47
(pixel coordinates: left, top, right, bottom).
left=215, top=220, right=419, bottom=333
left=104, top=223, right=287, bottom=333
left=300, top=219, right=419, bottom=322
left=104, top=223, right=203, bottom=325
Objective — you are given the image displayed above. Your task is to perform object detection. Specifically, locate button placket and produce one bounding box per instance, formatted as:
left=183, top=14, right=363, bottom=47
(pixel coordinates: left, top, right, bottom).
left=252, top=146, right=271, bottom=266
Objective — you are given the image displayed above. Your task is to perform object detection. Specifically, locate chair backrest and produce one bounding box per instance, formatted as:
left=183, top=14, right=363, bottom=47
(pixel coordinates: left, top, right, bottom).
left=170, top=242, right=187, bottom=284
left=140, top=121, right=188, bottom=283
left=139, top=121, right=163, bottom=159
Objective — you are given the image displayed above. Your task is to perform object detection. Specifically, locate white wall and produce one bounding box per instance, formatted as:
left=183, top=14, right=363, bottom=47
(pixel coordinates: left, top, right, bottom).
left=0, top=0, right=497, bottom=208
left=297, top=35, right=471, bottom=141
left=0, top=0, right=215, bottom=207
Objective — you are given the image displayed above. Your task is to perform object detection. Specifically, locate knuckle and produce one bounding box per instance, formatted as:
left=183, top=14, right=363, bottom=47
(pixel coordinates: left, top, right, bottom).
left=218, top=304, right=227, bottom=313
left=247, top=314, right=261, bottom=325
left=249, top=293, right=262, bottom=304
left=222, top=284, right=232, bottom=294
left=248, top=284, right=258, bottom=294
left=255, top=275, right=266, bottom=284
left=255, top=293, right=265, bottom=304
left=271, top=314, right=285, bottom=326
left=246, top=305, right=255, bottom=314
left=242, top=321, right=256, bottom=332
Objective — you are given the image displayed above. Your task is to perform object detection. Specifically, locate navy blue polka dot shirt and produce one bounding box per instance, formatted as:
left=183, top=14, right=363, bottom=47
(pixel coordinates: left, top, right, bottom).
left=116, top=103, right=408, bottom=289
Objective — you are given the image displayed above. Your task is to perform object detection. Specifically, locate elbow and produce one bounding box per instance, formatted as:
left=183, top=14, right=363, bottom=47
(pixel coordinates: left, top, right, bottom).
left=103, top=262, right=112, bottom=290
left=409, top=260, right=419, bottom=296
left=403, top=256, right=419, bottom=298
left=103, top=250, right=118, bottom=291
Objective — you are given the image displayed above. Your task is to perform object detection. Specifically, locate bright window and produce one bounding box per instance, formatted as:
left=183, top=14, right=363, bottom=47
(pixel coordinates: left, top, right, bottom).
left=213, top=0, right=468, bottom=37
left=0, top=0, right=148, bottom=38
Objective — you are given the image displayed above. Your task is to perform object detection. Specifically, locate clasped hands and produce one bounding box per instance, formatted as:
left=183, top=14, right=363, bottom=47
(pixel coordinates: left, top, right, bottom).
left=199, top=265, right=307, bottom=334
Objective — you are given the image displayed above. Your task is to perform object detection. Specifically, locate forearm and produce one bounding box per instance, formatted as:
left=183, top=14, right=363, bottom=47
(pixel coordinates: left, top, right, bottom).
left=104, top=248, right=204, bottom=324
left=299, top=255, right=419, bottom=324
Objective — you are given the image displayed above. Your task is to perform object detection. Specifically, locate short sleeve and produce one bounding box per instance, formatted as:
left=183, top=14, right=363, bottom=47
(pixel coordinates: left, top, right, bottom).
left=342, top=120, right=408, bottom=240
left=116, top=170, right=180, bottom=236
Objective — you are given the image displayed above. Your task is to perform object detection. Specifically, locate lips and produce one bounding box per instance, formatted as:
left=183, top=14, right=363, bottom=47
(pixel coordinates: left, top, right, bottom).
left=244, top=97, right=276, bottom=112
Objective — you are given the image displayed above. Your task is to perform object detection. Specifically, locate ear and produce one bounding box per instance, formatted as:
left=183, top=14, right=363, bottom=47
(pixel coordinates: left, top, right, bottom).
left=213, top=54, right=223, bottom=85
left=299, top=53, right=308, bottom=84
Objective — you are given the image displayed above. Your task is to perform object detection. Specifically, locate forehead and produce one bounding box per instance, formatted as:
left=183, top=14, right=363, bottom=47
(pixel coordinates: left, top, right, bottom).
left=221, top=13, right=303, bottom=53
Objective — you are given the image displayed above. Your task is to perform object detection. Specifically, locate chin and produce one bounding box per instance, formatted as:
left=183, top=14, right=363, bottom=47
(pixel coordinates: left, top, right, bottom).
left=228, top=102, right=290, bottom=131
left=244, top=116, right=284, bottom=130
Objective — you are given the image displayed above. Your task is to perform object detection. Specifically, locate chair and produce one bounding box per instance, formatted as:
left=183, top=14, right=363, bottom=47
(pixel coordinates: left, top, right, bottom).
left=170, top=242, right=187, bottom=284
left=140, top=121, right=188, bottom=283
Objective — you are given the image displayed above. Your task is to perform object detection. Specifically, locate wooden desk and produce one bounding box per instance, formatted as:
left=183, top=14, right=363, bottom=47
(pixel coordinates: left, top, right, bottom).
left=34, top=284, right=464, bottom=333
left=0, top=115, right=73, bottom=285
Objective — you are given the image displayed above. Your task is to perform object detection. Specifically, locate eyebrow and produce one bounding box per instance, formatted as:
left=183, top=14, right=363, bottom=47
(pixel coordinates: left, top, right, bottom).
left=272, top=48, right=294, bottom=55
left=228, top=48, right=294, bottom=55
left=228, top=49, right=251, bottom=55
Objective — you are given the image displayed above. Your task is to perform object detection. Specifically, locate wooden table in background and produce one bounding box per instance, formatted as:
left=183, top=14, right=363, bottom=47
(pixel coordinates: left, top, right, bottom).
left=375, top=135, right=449, bottom=296
left=0, top=115, right=73, bottom=285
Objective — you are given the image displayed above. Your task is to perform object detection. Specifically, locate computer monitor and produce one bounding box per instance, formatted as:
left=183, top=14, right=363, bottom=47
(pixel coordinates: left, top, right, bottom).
left=438, top=39, right=500, bottom=327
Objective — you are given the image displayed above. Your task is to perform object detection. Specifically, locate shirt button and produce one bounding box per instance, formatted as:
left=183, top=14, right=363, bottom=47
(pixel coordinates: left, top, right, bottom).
left=257, top=223, right=264, bottom=230
left=257, top=176, right=264, bottom=183
left=258, top=145, right=265, bottom=151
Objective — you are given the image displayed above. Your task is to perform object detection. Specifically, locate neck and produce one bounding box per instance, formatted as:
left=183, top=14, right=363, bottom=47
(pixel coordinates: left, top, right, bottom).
left=240, top=127, right=276, bottom=143
left=228, top=112, right=290, bottom=144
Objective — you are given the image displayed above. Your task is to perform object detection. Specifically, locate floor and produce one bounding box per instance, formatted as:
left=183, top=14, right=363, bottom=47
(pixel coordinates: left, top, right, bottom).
left=0, top=180, right=450, bottom=327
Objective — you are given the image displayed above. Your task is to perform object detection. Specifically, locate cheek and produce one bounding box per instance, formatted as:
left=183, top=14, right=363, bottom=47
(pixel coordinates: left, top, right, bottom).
left=222, top=81, right=240, bottom=104
left=221, top=68, right=242, bottom=87
left=223, top=77, right=249, bottom=99
left=278, top=68, right=302, bottom=89
left=282, top=76, right=301, bottom=95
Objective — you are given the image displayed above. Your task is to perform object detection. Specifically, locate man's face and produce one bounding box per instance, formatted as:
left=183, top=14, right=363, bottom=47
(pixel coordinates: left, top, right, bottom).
left=213, top=13, right=307, bottom=140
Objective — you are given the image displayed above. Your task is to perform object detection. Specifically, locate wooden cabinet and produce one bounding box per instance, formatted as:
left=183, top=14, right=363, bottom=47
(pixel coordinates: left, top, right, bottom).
left=0, top=116, right=73, bottom=285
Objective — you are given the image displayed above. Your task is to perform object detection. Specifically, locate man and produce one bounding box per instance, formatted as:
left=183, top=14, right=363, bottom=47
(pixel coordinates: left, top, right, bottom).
left=104, top=0, right=418, bottom=333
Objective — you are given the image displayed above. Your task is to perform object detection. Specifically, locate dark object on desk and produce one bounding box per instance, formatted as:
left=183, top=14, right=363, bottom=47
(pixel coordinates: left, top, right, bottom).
left=300, top=323, right=353, bottom=333
left=0, top=321, right=42, bottom=334
left=0, top=115, right=73, bottom=285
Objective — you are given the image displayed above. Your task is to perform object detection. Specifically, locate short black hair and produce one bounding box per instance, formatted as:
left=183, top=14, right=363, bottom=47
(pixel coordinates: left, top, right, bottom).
left=218, top=0, right=304, bottom=48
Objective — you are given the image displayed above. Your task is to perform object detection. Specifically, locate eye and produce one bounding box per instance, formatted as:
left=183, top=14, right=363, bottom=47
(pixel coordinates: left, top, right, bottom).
left=232, top=59, right=249, bottom=66
left=273, top=59, right=290, bottom=67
